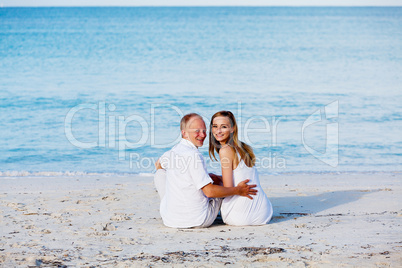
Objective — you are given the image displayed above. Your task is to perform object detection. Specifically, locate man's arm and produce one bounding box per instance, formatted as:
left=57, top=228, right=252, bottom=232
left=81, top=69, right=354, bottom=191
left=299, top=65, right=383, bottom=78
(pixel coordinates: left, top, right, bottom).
left=201, top=179, right=257, bottom=199
left=187, top=152, right=256, bottom=198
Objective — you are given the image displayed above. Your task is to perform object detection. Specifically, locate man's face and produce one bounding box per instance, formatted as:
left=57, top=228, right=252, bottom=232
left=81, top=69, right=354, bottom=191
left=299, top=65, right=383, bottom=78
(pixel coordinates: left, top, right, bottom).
left=182, top=117, right=207, bottom=148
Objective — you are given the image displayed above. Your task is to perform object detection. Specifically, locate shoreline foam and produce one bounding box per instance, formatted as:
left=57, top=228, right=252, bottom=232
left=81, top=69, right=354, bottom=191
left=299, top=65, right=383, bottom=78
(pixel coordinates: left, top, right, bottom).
left=1, top=170, right=401, bottom=178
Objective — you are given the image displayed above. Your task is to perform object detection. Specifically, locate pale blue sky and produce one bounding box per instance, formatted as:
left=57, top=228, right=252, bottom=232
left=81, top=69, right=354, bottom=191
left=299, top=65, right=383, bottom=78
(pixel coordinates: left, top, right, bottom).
left=2, top=0, right=402, bottom=7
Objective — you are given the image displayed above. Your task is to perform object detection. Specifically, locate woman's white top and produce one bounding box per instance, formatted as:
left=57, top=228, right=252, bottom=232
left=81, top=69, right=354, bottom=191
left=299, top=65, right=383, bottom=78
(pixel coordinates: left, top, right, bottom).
left=221, top=156, right=273, bottom=226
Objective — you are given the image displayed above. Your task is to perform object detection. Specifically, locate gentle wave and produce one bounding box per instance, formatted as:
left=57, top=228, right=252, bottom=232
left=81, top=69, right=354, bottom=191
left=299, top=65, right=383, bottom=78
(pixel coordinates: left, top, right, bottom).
left=0, top=171, right=146, bottom=177
left=1, top=170, right=400, bottom=178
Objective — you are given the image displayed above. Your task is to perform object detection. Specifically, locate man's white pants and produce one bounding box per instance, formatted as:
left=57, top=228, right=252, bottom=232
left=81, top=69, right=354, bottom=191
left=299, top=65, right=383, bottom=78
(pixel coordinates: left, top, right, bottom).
left=154, top=169, right=222, bottom=228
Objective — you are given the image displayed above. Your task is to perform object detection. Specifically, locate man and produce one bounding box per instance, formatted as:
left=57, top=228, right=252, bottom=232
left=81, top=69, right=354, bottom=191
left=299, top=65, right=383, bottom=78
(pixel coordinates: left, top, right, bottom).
left=154, top=113, right=257, bottom=228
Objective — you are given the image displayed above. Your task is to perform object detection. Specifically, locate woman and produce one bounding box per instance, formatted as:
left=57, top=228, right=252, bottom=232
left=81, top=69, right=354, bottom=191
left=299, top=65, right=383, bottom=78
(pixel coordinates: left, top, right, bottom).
left=209, top=111, right=273, bottom=226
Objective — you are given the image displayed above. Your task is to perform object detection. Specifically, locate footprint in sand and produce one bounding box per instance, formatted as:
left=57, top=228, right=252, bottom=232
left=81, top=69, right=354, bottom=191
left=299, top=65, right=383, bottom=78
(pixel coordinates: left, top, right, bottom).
left=101, top=196, right=120, bottom=201
left=119, top=237, right=135, bottom=245
left=102, top=223, right=117, bottom=231
left=6, top=202, right=26, bottom=211
left=110, top=213, right=131, bottom=221
left=24, top=224, right=36, bottom=230
left=10, top=242, right=22, bottom=248
left=89, top=232, right=110, bottom=237
left=108, top=246, right=123, bottom=252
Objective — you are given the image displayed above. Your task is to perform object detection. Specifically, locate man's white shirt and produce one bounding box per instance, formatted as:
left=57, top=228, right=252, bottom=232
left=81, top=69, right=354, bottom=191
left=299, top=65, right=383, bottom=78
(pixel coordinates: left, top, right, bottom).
left=159, top=138, right=213, bottom=228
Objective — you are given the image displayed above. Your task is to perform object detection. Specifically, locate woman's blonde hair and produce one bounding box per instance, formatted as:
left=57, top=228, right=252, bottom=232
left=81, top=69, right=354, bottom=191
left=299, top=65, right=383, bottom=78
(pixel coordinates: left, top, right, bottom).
left=208, top=111, right=255, bottom=167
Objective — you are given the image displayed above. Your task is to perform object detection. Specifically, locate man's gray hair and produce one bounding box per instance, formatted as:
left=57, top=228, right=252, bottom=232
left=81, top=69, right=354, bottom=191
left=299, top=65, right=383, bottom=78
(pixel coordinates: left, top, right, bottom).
left=180, top=113, right=203, bottom=132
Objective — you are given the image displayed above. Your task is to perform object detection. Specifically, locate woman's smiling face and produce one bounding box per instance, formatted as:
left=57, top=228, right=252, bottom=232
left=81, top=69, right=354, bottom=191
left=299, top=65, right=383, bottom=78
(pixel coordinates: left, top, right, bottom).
left=211, top=116, right=233, bottom=144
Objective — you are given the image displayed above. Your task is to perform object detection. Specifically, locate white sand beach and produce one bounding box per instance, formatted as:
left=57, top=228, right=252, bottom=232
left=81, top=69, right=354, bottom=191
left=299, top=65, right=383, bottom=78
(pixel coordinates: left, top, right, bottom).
left=0, top=173, right=401, bottom=267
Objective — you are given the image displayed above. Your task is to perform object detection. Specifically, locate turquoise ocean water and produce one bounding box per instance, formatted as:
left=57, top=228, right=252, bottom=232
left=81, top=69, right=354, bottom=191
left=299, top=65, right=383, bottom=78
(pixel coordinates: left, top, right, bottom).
left=0, top=7, right=401, bottom=175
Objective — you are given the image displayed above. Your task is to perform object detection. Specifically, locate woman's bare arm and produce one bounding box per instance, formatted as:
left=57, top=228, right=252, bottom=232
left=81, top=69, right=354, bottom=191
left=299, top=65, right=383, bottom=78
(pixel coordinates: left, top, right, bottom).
left=218, top=146, right=236, bottom=187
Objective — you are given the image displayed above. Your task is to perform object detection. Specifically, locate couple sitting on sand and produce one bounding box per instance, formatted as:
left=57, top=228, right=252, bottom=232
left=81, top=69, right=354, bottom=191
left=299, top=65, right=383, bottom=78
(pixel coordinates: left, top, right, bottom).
left=154, top=111, right=273, bottom=228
